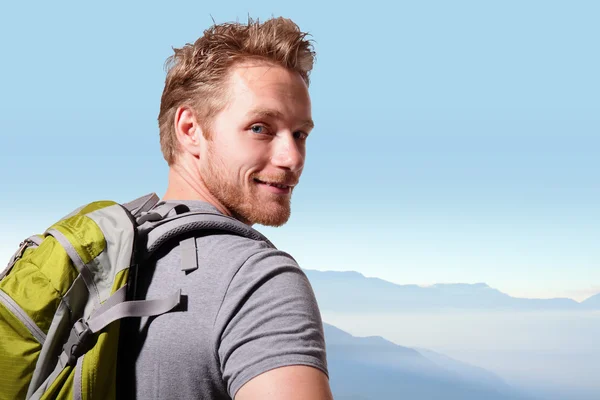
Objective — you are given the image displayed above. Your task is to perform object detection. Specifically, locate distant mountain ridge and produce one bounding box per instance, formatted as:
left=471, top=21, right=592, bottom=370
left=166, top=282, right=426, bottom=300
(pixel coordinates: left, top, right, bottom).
left=304, top=269, right=598, bottom=311
left=581, top=292, right=600, bottom=307
left=324, top=323, right=531, bottom=400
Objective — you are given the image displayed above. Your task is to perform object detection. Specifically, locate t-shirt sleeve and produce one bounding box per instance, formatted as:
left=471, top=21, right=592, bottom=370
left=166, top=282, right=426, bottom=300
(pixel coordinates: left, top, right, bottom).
left=214, top=248, right=328, bottom=398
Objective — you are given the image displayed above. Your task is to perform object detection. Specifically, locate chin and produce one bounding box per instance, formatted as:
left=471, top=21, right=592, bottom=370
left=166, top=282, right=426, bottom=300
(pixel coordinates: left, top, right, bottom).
left=244, top=203, right=291, bottom=227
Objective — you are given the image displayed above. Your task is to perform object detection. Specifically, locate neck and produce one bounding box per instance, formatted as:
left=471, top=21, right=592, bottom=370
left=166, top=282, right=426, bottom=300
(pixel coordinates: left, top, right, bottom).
left=163, top=161, right=233, bottom=219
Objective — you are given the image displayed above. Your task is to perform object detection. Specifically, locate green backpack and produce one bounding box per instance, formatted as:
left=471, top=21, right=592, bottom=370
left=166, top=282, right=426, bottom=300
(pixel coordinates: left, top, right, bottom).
left=0, top=193, right=268, bottom=400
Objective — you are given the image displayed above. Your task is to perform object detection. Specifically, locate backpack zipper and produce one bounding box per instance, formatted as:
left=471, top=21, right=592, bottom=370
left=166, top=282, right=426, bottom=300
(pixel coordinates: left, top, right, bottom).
left=0, top=288, right=47, bottom=344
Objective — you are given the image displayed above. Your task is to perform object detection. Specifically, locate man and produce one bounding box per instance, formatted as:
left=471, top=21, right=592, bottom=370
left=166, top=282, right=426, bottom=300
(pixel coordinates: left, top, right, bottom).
left=118, top=17, right=332, bottom=400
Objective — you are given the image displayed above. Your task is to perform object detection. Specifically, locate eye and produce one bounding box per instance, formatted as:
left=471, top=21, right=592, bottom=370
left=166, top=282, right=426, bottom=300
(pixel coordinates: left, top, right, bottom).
left=250, top=124, right=267, bottom=134
left=294, top=131, right=309, bottom=140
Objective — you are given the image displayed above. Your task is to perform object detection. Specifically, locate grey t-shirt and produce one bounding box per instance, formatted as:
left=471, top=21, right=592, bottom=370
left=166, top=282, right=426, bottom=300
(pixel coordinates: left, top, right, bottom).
left=118, top=201, right=328, bottom=399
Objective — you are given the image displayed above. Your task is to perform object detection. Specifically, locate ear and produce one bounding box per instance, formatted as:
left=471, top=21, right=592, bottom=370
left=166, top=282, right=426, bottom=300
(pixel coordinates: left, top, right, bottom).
left=174, top=105, right=204, bottom=157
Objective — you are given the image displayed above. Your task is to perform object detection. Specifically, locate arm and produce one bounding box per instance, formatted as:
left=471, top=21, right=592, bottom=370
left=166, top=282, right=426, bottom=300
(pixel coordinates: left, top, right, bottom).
left=215, top=248, right=330, bottom=399
left=235, top=365, right=333, bottom=400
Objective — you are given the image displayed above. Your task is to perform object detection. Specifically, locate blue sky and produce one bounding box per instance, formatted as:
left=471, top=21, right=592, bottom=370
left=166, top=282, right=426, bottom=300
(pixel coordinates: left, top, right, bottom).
left=1, top=1, right=598, bottom=301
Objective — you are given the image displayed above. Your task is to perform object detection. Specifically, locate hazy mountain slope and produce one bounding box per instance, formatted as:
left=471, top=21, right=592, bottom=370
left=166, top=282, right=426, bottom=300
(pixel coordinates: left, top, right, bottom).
left=581, top=293, right=600, bottom=308
left=305, top=269, right=587, bottom=311
left=323, top=323, right=531, bottom=400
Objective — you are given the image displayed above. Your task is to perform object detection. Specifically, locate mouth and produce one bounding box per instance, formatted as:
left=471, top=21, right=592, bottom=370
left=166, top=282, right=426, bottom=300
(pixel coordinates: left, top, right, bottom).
left=253, top=178, right=295, bottom=194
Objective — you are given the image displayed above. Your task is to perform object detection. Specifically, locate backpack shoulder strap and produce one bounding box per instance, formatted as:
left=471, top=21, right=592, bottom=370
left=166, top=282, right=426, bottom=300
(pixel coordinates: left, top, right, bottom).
left=122, top=192, right=161, bottom=216
left=136, top=202, right=274, bottom=273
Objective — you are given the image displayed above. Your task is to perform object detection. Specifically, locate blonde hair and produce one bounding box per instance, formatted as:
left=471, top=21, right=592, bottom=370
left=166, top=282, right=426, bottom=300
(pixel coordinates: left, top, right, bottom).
left=158, top=17, right=316, bottom=165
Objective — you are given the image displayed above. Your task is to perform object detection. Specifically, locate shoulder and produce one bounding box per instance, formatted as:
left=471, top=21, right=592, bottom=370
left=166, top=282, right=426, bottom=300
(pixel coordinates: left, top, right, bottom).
left=217, top=236, right=312, bottom=304
left=194, top=231, right=305, bottom=283
left=212, top=238, right=328, bottom=398
left=188, top=232, right=316, bottom=317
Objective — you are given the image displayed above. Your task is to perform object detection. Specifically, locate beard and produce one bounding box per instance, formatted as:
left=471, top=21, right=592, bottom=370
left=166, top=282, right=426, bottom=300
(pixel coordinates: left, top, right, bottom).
left=200, top=143, right=296, bottom=227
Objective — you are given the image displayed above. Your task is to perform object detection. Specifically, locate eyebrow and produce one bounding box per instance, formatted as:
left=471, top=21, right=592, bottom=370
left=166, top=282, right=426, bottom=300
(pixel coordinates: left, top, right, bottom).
left=247, top=108, right=315, bottom=130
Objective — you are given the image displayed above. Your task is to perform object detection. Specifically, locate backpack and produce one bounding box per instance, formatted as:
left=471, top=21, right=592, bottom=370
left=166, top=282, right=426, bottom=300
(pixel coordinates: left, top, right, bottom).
left=0, top=193, right=270, bottom=400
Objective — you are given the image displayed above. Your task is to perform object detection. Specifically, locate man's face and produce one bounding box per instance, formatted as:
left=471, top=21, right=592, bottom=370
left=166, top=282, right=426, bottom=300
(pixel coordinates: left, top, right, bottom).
left=198, top=62, right=313, bottom=226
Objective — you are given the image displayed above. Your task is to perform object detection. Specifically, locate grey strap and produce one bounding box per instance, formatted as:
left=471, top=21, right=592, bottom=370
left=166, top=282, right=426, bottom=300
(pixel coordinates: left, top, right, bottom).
left=136, top=202, right=179, bottom=225
left=46, top=228, right=101, bottom=310
left=58, top=351, right=70, bottom=370
left=89, top=285, right=128, bottom=319
left=29, top=235, right=44, bottom=246
left=142, top=212, right=273, bottom=261
left=74, top=353, right=84, bottom=400
left=86, top=289, right=181, bottom=333
left=180, top=237, right=199, bottom=272
left=29, top=352, right=71, bottom=400
left=60, top=290, right=181, bottom=366
left=122, top=193, right=161, bottom=217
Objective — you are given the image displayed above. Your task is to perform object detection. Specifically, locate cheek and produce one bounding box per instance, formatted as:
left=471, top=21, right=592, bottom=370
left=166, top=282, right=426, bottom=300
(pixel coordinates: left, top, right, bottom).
left=227, top=149, right=265, bottom=180
left=214, top=135, right=271, bottom=175
left=240, top=142, right=271, bottom=164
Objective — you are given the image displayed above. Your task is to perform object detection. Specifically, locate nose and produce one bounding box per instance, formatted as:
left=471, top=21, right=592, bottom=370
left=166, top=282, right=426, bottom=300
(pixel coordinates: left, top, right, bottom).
left=271, top=134, right=305, bottom=173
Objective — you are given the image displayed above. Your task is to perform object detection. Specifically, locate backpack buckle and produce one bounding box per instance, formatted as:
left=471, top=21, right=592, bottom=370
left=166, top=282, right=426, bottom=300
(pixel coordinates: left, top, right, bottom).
left=16, top=241, right=29, bottom=258
left=11, top=240, right=32, bottom=265
left=2, top=240, right=35, bottom=279
left=63, top=318, right=93, bottom=366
